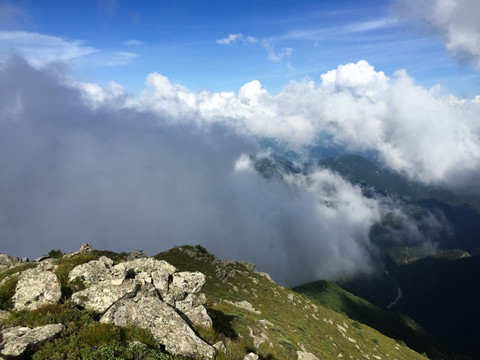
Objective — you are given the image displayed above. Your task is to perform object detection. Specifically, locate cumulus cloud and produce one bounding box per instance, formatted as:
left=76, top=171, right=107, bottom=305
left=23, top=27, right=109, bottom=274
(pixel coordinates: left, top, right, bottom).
left=392, top=0, right=480, bottom=71
left=0, top=56, right=401, bottom=286
left=107, top=59, right=480, bottom=191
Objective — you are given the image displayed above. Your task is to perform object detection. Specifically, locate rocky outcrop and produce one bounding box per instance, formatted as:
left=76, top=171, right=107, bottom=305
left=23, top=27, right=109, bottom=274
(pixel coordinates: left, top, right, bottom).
left=169, top=272, right=206, bottom=300
left=176, top=293, right=213, bottom=328
left=66, top=250, right=214, bottom=358
left=11, top=268, right=61, bottom=311
left=0, top=255, right=21, bottom=272
left=100, top=296, right=215, bottom=359
left=0, top=324, right=64, bottom=358
left=68, top=256, right=114, bottom=286
left=71, top=279, right=138, bottom=313
left=0, top=245, right=217, bottom=359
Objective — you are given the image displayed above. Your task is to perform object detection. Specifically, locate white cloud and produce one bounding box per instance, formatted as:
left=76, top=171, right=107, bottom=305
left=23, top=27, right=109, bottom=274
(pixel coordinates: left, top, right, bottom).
left=0, top=31, right=138, bottom=68
left=344, top=18, right=398, bottom=33
left=392, top=0, right=480, bottom=71
left=104, top=60, right=480, bottom=191
left=216, top=33, right=292, bottom=63
left=261, top=39, right=293, bottom=62
left=0, top=31, right=96, bottom=66
left=216, top=33, right=259, bottom=45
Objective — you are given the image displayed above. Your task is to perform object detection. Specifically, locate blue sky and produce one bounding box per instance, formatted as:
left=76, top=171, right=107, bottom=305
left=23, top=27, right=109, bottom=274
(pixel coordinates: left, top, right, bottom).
left=1, top=0, right=479, bottom=97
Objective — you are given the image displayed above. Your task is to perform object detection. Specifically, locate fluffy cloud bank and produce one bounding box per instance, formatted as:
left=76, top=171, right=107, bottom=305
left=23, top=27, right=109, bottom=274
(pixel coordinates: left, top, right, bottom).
left=84, top=60, right=480, bottom=191
left=392, top=0, right=480, bottom=71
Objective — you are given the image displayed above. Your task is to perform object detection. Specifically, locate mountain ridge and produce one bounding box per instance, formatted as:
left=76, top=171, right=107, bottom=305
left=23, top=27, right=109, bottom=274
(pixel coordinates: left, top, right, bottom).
left=0, top=244, right=452, bottom=360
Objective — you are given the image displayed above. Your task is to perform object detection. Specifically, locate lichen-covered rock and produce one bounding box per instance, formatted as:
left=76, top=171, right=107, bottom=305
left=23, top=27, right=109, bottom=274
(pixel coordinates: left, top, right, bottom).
left=100, top=296, right=215, bottom=359
left=170, top=272, right=206, bottom=300
left=72, top=279, right=137, bottom=313
left=68, top=256, right=114, bottom=286
left=296, top=351, right=320, bottom=360
left=0, top=324, right=64, bottom=358
left=12, top=269, right=61, bottom=311
left=176, top=293, right=212, bottom=328
left=125, top=250, right=147, bottom=261
left=0, top=254, right=21, bottom=271
left=243, top=353, right=259, bottom=360
left=113, top=258, right=176, bottom=295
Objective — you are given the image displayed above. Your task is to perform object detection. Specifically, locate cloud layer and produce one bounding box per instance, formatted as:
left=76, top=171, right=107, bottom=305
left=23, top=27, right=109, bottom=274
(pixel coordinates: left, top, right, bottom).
left=86, top=60, right=480, bottom=191
left=0, top=55, right=477, bottom=285
left=0, top=56, right=396, bottom=285
left=392, top=0, right=480, bottom=71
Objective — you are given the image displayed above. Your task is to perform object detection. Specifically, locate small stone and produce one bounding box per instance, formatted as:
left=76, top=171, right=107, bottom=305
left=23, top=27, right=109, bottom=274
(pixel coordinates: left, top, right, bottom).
left=244, top=353, right=259, bottom=360
left=297, top=351, right=320, bottom=360
left=213, top=341, right=226, bottom=353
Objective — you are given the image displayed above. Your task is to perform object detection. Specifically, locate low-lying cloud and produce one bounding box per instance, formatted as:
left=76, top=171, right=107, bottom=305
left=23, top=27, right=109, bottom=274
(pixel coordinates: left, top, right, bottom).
left=0, top=55, right=474, bottom=285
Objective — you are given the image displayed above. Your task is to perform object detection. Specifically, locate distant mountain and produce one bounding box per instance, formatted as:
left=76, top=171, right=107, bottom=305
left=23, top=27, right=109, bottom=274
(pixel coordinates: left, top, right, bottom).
left=294, top=279, right=460, bottom=360
left=339, top=254, right=480, bottom=358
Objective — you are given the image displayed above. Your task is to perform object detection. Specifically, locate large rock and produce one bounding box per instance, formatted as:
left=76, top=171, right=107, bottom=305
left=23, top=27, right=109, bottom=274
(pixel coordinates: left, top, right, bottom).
left=100, top=296, right=215, bottom=359
left=12, top=269, right=61, bottom=311
left=0, top=255, right=21, bottom=271
left=0, top=324, right=64, bottom=358
left=68, top=256, right=114, bottom=286
left=169, top=272, right=206, bottom=300
left=176, top=293, right=212, bottom=328
left=72, top=279, right=137, bottom=313
left=112, top=258, right=176, bottom=295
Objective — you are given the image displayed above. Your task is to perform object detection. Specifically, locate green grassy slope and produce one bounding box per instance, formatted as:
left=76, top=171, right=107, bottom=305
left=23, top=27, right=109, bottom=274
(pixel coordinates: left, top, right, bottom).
left=154, top=245, right=439, bottom=360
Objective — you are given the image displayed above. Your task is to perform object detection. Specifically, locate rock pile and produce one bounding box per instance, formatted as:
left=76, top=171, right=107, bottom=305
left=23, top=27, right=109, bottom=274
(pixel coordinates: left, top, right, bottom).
left=0, top=244, right=216, bottom=359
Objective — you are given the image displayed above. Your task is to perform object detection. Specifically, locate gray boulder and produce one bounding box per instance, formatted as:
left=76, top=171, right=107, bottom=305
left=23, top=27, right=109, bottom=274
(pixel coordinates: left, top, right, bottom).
left=71, top=279, right=137, bottom=313
left=12, top=269, right=61, bottom=311
left=244, top=353, right=259, bottom=360
left=100, top=296, right=215, bottom=359
left=125, top=250, right=147, bottom=261
left=0, top=255, right=20, bottom=271
left=68, top=256, right=114, bottom=286
left=112, top=258, right=176, bottom=295
left=170, top=272, right=206, bottom=300
left=176, top=293, right=212, bottom=328
left=0, top=324, right=64, bottom=358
